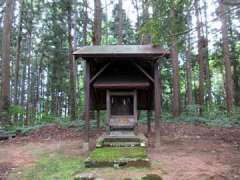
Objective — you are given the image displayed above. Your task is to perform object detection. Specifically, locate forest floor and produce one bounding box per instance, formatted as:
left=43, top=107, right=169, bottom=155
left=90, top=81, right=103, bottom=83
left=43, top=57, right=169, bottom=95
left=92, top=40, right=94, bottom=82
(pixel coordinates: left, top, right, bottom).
left=0, top=123, right=240, bottom=180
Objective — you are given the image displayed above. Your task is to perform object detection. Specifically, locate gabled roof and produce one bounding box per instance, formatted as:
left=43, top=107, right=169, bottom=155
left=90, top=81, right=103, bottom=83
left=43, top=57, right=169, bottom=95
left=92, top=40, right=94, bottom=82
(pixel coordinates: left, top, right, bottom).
left=73, top=45, right=170, bottom=58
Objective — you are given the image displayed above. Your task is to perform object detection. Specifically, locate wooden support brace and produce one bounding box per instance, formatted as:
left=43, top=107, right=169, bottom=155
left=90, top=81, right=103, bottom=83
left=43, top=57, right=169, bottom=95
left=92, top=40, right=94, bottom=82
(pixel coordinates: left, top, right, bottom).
left=90, top=62, right=111, bottom=84
left=132, top=62, right=154, bottom=83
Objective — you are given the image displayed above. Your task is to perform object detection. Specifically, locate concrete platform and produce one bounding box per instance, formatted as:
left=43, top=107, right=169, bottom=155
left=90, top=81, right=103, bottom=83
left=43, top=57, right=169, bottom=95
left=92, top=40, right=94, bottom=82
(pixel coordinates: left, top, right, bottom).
left=85, top=147, right=150, bottom=168
left=96, top=132, right=147, bottom=147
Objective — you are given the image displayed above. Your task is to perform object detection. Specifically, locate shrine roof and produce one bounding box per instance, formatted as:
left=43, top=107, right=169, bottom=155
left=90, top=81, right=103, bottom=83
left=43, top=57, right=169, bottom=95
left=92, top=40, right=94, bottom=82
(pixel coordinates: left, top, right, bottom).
left=73, top=45, right=170, bottom=59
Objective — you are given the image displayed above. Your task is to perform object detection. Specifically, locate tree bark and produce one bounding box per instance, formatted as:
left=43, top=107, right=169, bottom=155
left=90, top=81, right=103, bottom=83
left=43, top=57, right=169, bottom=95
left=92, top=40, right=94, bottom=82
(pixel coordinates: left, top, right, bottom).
left=171, top=9, right=180, bottom=117
left=26, top=33, right=32, bottom=125
left=186, top=14, right=193, bottom=105
left=141, top=0, right=151, bottom=44
left=0, top=0, right=15, bottom=126
left=67, top=1, right=76, bottom=120
left=195, top=0, right=205, bottom=113
left=117, top=0, right=123, bottom=45
left=83, top=0, right=88, bottom=46
left=93, top=0, right=102, bottom=45
left=131, top=0, right=140, bottom=43
left=219, top=0, right=234, bottom=113
left=14, top=0, right=24, bottom=106
left=203, top=0, right=212, bottom=103
left=185, top=49, right=193, bottom=105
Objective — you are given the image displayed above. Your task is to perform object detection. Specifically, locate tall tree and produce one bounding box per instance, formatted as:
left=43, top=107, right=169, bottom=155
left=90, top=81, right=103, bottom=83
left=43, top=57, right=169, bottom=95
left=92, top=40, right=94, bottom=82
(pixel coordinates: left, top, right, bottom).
left=131, top=0, right=141, bottom=43
left=14, top=0, right=24, bottom=106
left=67, top=0, right=76, bottom=120
left=93, top=0, right=102, bottom=45
left=170, top=8, right=180, bottom=117
left=185, top=12, right=193, bottom=105
left=141, top=0, right=151, bottom=44
left=194, top=0, right=205, bottom=113
left=117, top=0, right=123, bottom=44
left=110, top=2, right=136, bottom=45
left=219, top=0, right=234, bottom=113
left=83, top=0, right=88, bottom=46
left=143, top=0, right=191, bottom=116
left=203, top=0, right=212, bottom=103
left=0, top=0, right=15, bottom=126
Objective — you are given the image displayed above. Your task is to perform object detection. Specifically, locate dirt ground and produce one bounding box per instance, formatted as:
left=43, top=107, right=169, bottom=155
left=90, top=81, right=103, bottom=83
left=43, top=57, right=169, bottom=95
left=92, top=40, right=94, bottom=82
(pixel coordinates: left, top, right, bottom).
left=0, top=123, right=240, bottom=180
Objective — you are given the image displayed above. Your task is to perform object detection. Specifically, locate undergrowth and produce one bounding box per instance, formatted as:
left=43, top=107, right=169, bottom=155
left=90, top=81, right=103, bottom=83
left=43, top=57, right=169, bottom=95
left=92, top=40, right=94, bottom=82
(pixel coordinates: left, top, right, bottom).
left=5, top=104, right=240, bottom=135
left=11, top=153, right=84, bottom=180
left=162, top=104, right=240, bottom=128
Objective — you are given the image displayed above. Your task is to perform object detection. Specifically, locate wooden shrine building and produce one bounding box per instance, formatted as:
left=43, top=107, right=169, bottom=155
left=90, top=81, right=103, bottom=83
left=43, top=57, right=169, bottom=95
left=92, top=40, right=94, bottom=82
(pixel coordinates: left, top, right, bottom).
left=73, top=45, right=170, bottom=141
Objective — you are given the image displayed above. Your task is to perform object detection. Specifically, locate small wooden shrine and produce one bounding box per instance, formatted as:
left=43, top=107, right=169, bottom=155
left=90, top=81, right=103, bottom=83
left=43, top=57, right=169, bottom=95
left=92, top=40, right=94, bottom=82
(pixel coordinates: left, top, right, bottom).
left=73, top=45, right=170, bottom=141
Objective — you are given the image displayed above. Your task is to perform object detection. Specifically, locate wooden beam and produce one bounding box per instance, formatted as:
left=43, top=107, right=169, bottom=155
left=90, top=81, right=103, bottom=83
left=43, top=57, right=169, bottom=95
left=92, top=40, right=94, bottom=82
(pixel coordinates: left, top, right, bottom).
left=132, top=62, right=154, bottom=83
left=154, top=60, right=161, bottom=148
left=134, top=89, right=138, bottom=124
left=147, top=110, right=152, bottom=134
left=90, top=62, right=111, bottom=84
left=85, top=60, right=90, bottom=143
left=106, top=90, right=110, bottom=134
left=96, top=110, right=100, bottom=129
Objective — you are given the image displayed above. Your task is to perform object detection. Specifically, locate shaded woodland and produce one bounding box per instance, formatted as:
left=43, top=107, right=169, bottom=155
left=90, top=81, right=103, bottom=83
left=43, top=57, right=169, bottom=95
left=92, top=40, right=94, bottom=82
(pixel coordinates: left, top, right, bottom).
left=0, top=0, right=240, bottom=129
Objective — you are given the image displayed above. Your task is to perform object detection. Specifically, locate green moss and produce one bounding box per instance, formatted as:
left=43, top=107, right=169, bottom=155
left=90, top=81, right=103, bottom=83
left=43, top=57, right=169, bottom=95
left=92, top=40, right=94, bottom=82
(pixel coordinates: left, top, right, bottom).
left=89, top=147, right=146, bottom=162
left=142, top=174, right=163, bottom=180
left=13, top=153, right=84, bottom=180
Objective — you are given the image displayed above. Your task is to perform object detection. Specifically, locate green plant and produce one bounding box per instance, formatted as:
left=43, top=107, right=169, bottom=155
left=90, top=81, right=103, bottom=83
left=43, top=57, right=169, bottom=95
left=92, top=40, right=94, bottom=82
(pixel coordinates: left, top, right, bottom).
left=14, top=153, right=84, bottom=180
left=9, top=105, right=25, bottom=116
left=89, top=147, right=146, bottom=162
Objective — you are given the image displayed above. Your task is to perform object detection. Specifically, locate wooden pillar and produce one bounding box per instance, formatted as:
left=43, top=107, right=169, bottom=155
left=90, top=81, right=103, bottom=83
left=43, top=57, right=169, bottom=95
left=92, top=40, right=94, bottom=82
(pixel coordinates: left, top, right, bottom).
left=85, top=60, right=90, bottom=143
left=96, top=110, right=100, bottom=128
left=147, top=110, right=152, bottom=134
left=154, top=60, right=161, bottom=148
left=106, top=90, right=110, bottom=133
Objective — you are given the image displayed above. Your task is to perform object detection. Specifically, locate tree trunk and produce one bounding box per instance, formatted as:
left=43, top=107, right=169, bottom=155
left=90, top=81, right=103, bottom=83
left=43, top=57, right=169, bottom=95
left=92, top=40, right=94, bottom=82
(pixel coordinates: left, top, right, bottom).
left=26, top=33, right=32, bottom=125
left=185, top=49, right=193, bottom=105
left=104, top=0, right=109, bottom=44
left=131, top=0, right=140, bottom=43
left=67, top=1, right=76, bottom=120
left=203, top=0, right=212, bottom=103
left=93, top=0, right=102, bottom=45
left=0, top=0, right=15, bottom=126
left=195, top=0, right=205, bottom=113
left=141, top=0, right=151, bottom=44
left=186, top=13, right=193, bottom=105
left=14, top=0, right=24, bottom=106
left=219, top=0, right=234, bottom=113
left=171, top=9, right=180, bottom=117
left=228, top=9, right=240, bottom=106
left=83, top=0, right=88, bottom=46
left=117, top=0, right=123, bottom=45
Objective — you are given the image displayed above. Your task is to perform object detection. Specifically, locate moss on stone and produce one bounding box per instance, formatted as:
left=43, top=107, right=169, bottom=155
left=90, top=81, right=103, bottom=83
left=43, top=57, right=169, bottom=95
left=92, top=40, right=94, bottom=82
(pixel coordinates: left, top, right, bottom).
left=89, top=147, right=146, bottom=162
left=142, top=174, right=163, bottom=180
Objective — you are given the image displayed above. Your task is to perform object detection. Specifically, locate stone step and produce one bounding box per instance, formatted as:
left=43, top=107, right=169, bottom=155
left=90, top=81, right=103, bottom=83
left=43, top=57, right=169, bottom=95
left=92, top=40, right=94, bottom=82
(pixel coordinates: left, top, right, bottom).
left=85, top=158, right=150, bottom=168
left=0, top=130, right=16, bottom=140
left=103, top=141, right=141, bottom=147
left=109, top=130, right=135, bottom=137
left=103, top=136, right=141, bottom=143
left=96, top=133, right=147, bottom=148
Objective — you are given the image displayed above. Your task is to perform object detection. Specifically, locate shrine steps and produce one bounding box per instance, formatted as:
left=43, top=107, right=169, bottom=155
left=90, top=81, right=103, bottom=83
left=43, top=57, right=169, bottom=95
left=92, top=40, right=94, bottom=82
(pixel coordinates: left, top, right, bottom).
left=84, top=132, right=150, bottom=168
